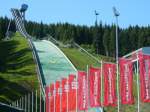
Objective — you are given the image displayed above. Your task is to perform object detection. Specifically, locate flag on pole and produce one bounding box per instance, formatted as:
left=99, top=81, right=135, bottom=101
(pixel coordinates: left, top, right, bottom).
left=78, top=71, right=88, bottom=110
left=46, top=86, right=50, bottom=112
left=50, top=84, right=54, bottom=112
left=103, top=63, right=117, bottom=106
left=139, top=53, right=150, bottom=102
left=68, top=74, right=77, bottom=111
left=55, top=81, right=61, bottom=112
left=89, top=66, right=101, bottom=107
left=62, top=78, right=67, bottom=112
left=119, top=58, right=134, bottom=104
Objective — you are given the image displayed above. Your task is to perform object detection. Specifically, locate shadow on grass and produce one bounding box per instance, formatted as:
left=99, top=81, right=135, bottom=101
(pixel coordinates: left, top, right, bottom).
left=0, top=77, right=29, bottom=104
left=0, top=40, right=34, bottom=76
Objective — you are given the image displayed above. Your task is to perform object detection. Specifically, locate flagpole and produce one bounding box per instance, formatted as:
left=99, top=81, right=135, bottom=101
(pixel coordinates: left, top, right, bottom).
left=76, top=72, right=78, bottom=112
left=32, top=91, right=34, bottom=112
left=36, top=90, right=37, bottom=112
left=44, top=92, right=46, bottom=112
left=49, top=86, right=50, bottom=112
left=136, top=53, right=140, bottom=112
left=28, top=93, right=30, bottom=112
left=40, top=86, right=41, bottom=112
left=67, top=78, right=69, bottom=112
left=100, top=60, right=104, bottom=112
left=25, top=95, right=27, bottom=112
left=113, top=7, right=120, bottom=112
left=87, top=65, right=89, bottom=112
left=60, top=81, right=62, bottom=112
left=22, top=97, right=24, bottom=110
left=54, top=83, right=56, bottom=112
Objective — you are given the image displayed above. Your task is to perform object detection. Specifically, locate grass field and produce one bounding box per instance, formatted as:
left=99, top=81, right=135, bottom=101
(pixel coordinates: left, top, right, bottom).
left=0, top=33, right=39, bottom=104
left=61, top=47, right=114, bottom=71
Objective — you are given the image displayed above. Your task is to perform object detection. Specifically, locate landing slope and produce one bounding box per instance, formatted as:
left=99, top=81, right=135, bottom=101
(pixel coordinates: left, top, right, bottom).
left=33, top=40, right=77, bottom=85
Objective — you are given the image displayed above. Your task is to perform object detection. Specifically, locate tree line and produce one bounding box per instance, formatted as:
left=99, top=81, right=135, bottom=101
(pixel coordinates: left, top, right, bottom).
left=0, top=16, right=150, bottom=57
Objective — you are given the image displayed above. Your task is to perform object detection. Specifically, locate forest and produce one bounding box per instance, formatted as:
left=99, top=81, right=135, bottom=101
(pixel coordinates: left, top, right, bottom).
left=0, top=16, right=150, bottom=57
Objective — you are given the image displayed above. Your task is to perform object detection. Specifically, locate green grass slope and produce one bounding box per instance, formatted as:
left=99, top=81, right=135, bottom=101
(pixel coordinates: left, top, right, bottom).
left=0, top=33, right=39, bottom=104
left=61, top=47, right=150, bottom=112
left=61, top=47, right=114, bottom=70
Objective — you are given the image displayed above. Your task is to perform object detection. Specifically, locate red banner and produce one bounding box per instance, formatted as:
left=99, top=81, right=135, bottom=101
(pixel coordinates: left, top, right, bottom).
left=119, top=58, right=134, bottom=104
left=103, top=63, right=117, bottom=106
left=78, top=71, right=88, bottom=110
left=46, top=86, right=50, bottom=112
left=89, top=66, right=101, bottom=107
left=55, top=81, right=61, bottom=112
left=68, top=74, right=77, bottom=111
left=61, top=78, right=67, bottom=112
left=50, top=84, right=54, bottom=112
left=139, top=53, right=150, bottom=102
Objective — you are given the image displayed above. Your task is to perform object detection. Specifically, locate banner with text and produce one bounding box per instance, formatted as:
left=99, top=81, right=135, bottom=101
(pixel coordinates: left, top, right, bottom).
left=50, top=84, right=54, bottom=112
left=55, top=81, right=61, bottom=112
left=89, top=67, right=101, bottom=107
left=69, top=74, right=77, bottom=111
left=139, top=53, right=150, bottom=102
left=46, top=86, right=50, bottom=112
left=119, top=58, right=134, bottom=104
left=78, top=71, right=88, bottom=110
left=62, top=78, right=67, bottom=112
left=103, top=63, right=117, bottom=106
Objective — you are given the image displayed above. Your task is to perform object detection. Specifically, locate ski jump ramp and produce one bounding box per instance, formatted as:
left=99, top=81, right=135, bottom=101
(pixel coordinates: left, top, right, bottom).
left=10, top=8, right=99, bottom=112
left=11, top=8, right=77, bottom=86
left=33, top=40, right=77, bottom=85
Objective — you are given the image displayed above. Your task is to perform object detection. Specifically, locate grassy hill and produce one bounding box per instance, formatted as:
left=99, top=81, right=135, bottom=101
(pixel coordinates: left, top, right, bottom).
left=0, top=33, right=39, bottom=104
left=61, top=47, right=114, bottom=71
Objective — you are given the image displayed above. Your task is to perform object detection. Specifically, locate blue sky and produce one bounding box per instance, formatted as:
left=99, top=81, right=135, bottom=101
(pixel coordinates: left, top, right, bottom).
left=0, top=0, right=150, bottom=28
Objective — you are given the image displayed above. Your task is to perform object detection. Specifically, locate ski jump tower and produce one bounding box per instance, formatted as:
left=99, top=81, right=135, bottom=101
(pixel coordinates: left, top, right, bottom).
left=10, top=5, right=45, bottom=98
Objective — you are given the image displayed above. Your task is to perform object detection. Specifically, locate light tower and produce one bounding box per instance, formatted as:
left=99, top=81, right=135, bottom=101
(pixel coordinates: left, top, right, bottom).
left=94, top=10, right=99, bottom=55
left=94, top=10, right=99, bottom=26
left=20, top=4, right=28, bottom=22
left=113, top=6, right=120, bottom=112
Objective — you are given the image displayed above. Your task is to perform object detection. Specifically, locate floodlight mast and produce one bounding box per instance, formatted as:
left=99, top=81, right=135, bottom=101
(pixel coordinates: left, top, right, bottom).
left=94, top=10, right=99, bottom=55
left=95, top=10, right=99, bottom=25
left=20, top=4, right=28, bottom=22
left=113, top=6, right=120, bottom=112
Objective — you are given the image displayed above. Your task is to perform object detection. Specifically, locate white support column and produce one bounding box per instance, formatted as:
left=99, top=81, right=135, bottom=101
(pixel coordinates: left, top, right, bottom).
left=17, top=100, right=18, bottom=107
left=20, top=98, right=21, bottom=108
left=25, top=95, right=27, bottom=112
left=44, top=95, right=46, bottom=112
left=36, top=90, right=38, bottom=112
left=22, top=97, right=24, bottom=110
left=28, top=93, right=30, bottom=112
left=32, top=91, right=34, bottom=112
left=40, top=87, right=42, bottom=112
